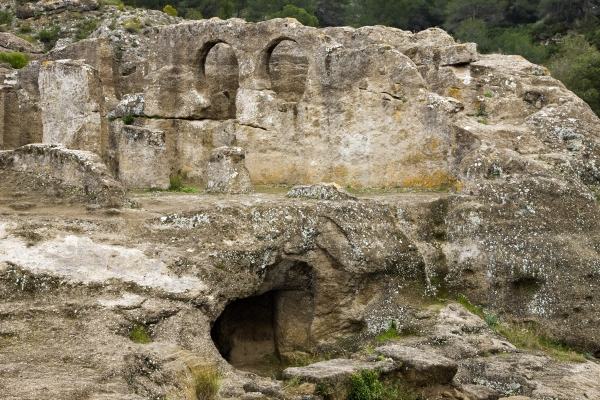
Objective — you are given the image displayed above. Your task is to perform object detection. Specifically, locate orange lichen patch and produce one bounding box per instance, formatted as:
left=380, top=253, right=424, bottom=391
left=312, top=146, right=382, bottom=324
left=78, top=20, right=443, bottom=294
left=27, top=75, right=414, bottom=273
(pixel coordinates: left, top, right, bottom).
left=401, top=170, right=462, bottom=191
left=401, top=137, right=447, bottom=166
left=323, top=164, right=349, bottom=182
left=448, top=86, right=462, bottom=100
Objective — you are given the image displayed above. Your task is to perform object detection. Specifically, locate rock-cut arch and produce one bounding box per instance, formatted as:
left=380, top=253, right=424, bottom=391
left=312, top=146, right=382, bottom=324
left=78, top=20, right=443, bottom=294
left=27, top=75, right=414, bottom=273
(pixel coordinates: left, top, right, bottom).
left=260, top=38, right=309, bottom=103
left=199, top=41, right=239, bottom=119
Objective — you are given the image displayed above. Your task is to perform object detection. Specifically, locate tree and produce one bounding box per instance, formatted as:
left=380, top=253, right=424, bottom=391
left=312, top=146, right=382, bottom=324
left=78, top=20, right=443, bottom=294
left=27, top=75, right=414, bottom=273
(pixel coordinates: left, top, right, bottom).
left=270, top=4, right=319, bottom=26
left=445, top=0, right=508, bottom=31
left=316, top=0, right=349, bottom=27
left=549, top=34, right=600, bottom=115
left=346, top=0, right=444, bottom=31
left=163, top=4, right=178, bottom=16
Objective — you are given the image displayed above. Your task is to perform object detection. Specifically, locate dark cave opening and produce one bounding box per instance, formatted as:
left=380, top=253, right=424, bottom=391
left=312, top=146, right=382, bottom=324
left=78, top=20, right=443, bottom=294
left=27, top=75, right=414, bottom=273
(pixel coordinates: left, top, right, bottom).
left=210, top=261, right=315, bottom=375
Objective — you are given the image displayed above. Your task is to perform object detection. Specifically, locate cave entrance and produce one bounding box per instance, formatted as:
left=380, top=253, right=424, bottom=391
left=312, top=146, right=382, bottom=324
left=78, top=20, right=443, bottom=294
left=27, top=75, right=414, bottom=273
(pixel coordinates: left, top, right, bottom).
left=211, top=261, right=314, bottom=376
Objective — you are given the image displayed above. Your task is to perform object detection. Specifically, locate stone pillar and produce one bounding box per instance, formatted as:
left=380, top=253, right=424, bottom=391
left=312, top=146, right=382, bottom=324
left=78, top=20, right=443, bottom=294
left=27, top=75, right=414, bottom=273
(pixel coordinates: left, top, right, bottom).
left=206, top=146, right=253, bottom=194
left=38, top=59, right=102, bottom=154
left=114, top=123, right=169, bottom=190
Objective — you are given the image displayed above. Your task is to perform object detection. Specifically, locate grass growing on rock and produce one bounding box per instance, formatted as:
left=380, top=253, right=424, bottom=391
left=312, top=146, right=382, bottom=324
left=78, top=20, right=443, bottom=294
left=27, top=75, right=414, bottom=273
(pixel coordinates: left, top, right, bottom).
left=456, top=294, right=586, bottom=362
left=375, top=321, right=401, bottom=343
left=348, top=370, right=422, bottom=400
left=129, top=323, right=151, bottom=344
left=169, top=174, right=198, bottom=193
left=192, top=366, right=221, bottom=400
left=0, top=52, right=29, bottom=69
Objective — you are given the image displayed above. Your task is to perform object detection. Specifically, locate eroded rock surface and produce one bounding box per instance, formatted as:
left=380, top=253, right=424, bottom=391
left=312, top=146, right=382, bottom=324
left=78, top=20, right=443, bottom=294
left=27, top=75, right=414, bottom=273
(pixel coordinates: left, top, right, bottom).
left=0, top=8, right=599, bottom=400
left=0, top=144, right=126, bottom=207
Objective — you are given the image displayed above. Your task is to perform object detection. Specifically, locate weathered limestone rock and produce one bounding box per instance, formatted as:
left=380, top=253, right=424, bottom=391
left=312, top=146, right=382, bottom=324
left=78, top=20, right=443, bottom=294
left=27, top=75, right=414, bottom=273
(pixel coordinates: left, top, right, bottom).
left=205, top=146, right=253, bottom=194
left=283, top=358, right=395, bottom=400
left=287, top=183, right=356, bottom=201
left=0, top=32, right=42, bottom=53
left=39, top=59, right=102, bottom=154
left=108, top=93, right=145, bottom=119
left=114, top=123, right=169, bottom=190
left=0, top=144, right=125, bottom=206
left=16, top=0, right=98, bottom=18
left=375, top=344, right=458, bottom=385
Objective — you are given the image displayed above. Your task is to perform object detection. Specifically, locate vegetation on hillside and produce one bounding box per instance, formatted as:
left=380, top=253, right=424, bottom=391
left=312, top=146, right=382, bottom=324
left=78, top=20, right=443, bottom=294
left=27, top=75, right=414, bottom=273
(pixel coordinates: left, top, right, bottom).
left=119, top=0, right=600, bottom=116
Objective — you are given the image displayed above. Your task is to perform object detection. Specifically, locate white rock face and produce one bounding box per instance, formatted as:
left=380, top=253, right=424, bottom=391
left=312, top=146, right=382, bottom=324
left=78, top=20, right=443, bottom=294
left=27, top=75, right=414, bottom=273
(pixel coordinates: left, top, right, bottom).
left=39, top=59, right=102, bottom=153
left=0, top=228, right=205, bottom=295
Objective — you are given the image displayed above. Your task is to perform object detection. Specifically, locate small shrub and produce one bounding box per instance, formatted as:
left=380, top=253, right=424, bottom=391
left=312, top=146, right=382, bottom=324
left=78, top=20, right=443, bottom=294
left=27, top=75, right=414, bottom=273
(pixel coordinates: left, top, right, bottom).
left=37, top=25, right=60, bottom=49
left=0, top=10, right=13, bottom=26
left=18, top=22, right=32, bottom=33
left=185, top=8, right=204, bottom=20
left=169, top=174, right=184, bottom=191
left=193, top=366, right=221, bottom=400
left=129, top=323, right=151, bottom=344
left=121, top=114, right=134, bottom=125
left=475, top=102, right=488, bottom=117
left=123, top=18, right=142, bottom=33
left=0, top=52, right=29, bottom=69
left=348, top=370, right=383, bottom=400
left=162, top=4, right=178, bottom=17
left=100, top=0, right=124, bottom=8
left=75, top=18, right=98, bottom=40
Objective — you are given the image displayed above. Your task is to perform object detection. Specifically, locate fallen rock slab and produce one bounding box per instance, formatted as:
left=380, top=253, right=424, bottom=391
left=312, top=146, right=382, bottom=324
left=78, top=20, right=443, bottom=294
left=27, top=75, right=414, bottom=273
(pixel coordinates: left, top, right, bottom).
left=375, top=344, right=458, bottom=385
left=283, top=358, right=394, bottom=382
left=0, top=144, right=126, bottom=207
left=283, top=358, right=395, bottom=400
left=286, top=183, right=356, bottom=201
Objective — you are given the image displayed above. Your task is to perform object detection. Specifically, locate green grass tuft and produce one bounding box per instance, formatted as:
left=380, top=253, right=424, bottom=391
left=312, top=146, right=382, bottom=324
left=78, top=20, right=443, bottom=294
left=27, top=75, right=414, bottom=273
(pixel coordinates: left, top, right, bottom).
left=456, top=294, right=585, bottom=362
left=375, top=321, right=401, bottom=343
left=121, top=114, right=135, bottom=125
left=129, top=323, right=151, bottom=344
left=167, top=174, right=198, bottom=193
left=193, top=366, right=221, bottom=400
left=348, top=370, right=422, bottom=400
left=0, top=51, right=29, bottom=69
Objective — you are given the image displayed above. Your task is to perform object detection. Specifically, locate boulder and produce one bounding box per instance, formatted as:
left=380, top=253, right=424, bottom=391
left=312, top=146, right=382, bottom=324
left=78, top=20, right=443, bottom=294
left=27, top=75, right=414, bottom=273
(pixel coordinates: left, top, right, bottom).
left=205, top=146, right=253, bottom=194
left=283, top=358, right=395, bottom=400
left=375, top=344, right=458, bottom=385
left=0, top=144, right=126, bottom=207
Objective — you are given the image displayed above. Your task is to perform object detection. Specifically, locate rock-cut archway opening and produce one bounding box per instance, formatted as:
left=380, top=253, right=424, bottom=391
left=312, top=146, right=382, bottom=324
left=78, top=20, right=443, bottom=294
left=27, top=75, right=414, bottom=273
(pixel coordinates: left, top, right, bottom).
left=210, top=260, right=315, bottom=376
left=199, top=41, right=239, bottom=119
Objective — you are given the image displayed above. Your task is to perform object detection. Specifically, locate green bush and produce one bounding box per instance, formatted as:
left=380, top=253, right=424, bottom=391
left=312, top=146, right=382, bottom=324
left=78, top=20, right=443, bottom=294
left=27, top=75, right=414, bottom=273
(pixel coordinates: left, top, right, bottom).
left=123, top=17, right=142, bottom=33
left=348, top=370, right=384, bottom=400
left=0, top=51, right=29, bottom=69
left=75, top=19, right=98, bottom=40
left=162, top=4, right=178, bottom=17
left=270, top=4, right=319, bottom=27
left=37, top=26, right=60, bottom=48
left=18, top=22, right=32, bottom=33
left=100, top=0, right=124, bottom=9
left=549, top=34, right=600, bottom=116
left=0, top=10, right=14, bottom=26
left=184, top=8, right=203, bottom=20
